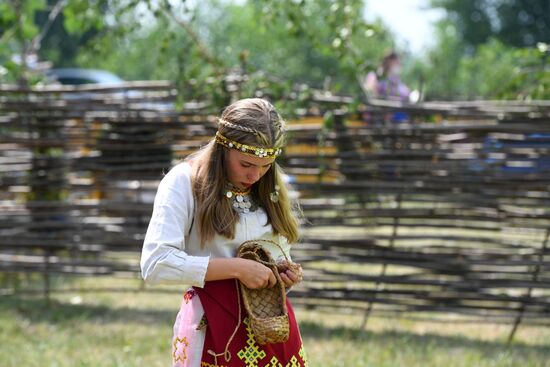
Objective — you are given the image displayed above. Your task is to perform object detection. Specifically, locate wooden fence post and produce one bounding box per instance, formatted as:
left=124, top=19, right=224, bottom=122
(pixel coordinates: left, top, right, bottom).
left=507, top=227, right=550, bottom=345
left=43, top=248, right=51, bottom=306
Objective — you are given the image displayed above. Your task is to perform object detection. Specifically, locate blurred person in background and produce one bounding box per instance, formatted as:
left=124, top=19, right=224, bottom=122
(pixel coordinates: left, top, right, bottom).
left=364, top=51, right=411, bottom=102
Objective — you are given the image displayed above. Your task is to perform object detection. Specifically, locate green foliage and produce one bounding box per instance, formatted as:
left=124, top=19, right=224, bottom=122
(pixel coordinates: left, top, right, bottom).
left=249, top=0, right=394, bottom=92
left=62, top=0, right=106, bottom=34
left=1, top=0, right=397, bottom=106
left=36, top=0, right=106, bottom=68
left=0, top=0, right=47, bottom=83
left=496, top=43, right=550, bottom=100
left=431, top=0, right=493, bottom=48
left=406, top=22, right=464, bottom=100
left=410, top=20, right=550, bottom=100
left=421, top=0, right=550, bottom=100
left=496, top=0, right=550, bottom=47
left=0, top=0, right=146, bottom=83
left=431, top=0, right=550, bottom=48
left=2, top=0, right=548, bottom=102
left=72, top=0, right=395, bottom=106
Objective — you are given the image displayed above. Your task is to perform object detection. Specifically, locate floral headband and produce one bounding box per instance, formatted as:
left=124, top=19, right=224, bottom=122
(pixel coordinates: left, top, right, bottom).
left=215, top=132, right=283, bottom=158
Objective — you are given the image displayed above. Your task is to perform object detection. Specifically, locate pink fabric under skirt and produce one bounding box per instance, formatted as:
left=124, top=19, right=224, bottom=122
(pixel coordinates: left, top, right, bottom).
left=172, top=288, right=206, bottom=367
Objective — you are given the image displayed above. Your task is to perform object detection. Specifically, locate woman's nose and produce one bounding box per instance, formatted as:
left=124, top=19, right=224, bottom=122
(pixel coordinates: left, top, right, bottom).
left=247, top=168, right=260, bottom=181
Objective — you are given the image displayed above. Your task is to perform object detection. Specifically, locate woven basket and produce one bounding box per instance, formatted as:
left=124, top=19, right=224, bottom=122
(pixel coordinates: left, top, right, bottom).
left=236, top=240, right=290, bottom=345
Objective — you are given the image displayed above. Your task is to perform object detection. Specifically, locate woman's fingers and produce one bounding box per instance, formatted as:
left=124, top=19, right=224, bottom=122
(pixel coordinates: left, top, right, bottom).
left=267, top=271, right=277, bottom=288
left=279, top=265, right=303, bottom=287
left=238, top=259, right=275, bottom=289
left=239, top=258, right=303, bottom=289
left=256, top=266, right=276, bottom=289
left=276, top=260, right=290, bottom=271
left=279, top=272, right=293, bottom=287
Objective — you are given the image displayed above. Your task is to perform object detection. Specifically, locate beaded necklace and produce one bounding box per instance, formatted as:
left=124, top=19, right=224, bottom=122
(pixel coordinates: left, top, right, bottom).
left=225, top=184, right=258, bottom=214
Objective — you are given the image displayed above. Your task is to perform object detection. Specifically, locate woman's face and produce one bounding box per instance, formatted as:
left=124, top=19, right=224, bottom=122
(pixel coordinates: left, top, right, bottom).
left=388, top=59, right=401, bottom=75
left=225, top=149, right=275, bottom=190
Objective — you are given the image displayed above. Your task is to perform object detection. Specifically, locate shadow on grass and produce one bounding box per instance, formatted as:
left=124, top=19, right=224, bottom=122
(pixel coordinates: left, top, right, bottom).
left=298, top=320, right=550, bottom=362
left=0, top=295, right=177, bottom=325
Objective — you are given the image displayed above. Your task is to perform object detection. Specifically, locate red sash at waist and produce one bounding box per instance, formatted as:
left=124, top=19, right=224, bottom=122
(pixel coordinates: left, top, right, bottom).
left=194, top=279, right=307, bottom=366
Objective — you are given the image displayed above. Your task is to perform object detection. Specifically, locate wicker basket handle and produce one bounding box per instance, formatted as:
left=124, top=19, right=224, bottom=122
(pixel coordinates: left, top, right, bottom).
left=238, top=238, right=292, bottom=266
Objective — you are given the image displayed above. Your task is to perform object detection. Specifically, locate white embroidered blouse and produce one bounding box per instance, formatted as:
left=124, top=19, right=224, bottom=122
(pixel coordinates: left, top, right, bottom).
left=140, top=162, right=292, bottom=287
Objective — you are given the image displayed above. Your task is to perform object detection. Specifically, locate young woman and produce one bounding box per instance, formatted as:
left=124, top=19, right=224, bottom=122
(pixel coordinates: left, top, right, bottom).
left=140, top=98, right=307, bottom=366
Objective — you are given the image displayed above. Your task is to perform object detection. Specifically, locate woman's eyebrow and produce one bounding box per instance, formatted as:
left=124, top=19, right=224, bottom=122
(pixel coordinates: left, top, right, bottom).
left=240, top=160, right=273, bottom=167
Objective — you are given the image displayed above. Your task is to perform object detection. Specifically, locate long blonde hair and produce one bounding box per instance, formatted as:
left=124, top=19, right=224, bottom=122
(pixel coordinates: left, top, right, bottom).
left=189, top=98, right=300, bottom=247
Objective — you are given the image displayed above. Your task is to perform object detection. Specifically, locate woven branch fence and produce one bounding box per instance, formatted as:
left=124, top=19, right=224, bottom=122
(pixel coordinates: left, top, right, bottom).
left=1, top=83, right=549, bottom=342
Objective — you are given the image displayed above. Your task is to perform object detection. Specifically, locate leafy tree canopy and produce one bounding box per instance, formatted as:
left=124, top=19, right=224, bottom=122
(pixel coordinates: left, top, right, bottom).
left=1, top=0, right=396, bottom=105
left=432, top=0, right=550, bottom=48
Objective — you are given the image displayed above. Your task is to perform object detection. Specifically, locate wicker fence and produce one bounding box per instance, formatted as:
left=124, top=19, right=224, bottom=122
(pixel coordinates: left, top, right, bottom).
left=1, top=83, right=549, bottom=341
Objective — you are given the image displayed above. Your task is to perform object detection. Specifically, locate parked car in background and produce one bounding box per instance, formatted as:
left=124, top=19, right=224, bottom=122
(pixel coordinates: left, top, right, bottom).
left=44, top=68, right=175, bottom=111
left=45, top=68, right=125, bottom=85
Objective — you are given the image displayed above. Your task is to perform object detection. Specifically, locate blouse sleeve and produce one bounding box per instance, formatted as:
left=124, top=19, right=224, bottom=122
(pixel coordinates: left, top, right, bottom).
left=140, top=163, right=210, bottom=287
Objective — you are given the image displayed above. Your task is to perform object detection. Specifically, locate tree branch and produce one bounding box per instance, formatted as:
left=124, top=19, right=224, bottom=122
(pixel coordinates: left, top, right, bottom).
left=30, top=0, right=67, bottom=53
left=159, top=4, right=225, bottom=76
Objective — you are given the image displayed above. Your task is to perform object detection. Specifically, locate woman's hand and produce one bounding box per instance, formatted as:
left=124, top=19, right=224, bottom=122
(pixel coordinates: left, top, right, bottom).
left=277, top=260, right=303, bottom=288
left=205, top=257, right=300, bottom=290
left=235, top=258, right=277, bottom=289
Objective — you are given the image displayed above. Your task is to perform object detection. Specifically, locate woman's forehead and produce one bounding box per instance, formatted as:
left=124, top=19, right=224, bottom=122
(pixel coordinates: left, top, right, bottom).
left=229, top=149, right=275, bottom=166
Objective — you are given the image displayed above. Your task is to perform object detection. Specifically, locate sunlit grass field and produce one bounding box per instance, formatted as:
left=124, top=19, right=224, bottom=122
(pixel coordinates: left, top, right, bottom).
left=1, top=276, right=549, bottom=367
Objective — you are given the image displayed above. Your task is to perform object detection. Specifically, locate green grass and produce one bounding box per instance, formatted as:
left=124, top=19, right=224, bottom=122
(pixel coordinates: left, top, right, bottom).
left=1, top=276, right=550, bottom=367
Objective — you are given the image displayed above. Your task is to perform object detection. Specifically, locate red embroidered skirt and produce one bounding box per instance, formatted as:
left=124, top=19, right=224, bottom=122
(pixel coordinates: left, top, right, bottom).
left=172, top=279, right=308, bottom=367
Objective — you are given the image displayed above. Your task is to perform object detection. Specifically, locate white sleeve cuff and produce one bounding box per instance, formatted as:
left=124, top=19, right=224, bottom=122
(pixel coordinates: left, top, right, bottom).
left=142, top=250, right=210, bottom=287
